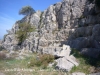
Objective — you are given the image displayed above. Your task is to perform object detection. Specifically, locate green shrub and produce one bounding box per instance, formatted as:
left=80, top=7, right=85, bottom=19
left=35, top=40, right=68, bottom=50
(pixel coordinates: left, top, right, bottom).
left=70, top=49, right=92, bottom=74
left=16, top=22, right=35, bottom=45
left=0, top=46, right=4, bottom=51
left=71, top=48, right=82, bottom=58
left=39, top=12, right=43, bottom=24
left=28, top=54, right=54, bottom=69
left=70, top=48, right=100, bottom=73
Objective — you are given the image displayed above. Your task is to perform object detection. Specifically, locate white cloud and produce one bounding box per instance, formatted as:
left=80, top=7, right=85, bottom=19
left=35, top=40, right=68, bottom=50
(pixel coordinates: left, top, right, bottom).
left=0, top=13, right=15, bottom=24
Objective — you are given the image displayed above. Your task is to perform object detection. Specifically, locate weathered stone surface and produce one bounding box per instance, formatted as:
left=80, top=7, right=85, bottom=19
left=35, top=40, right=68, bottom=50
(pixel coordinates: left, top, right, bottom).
left=56, top=57, right=74, bottom=71
left=81, top=48, right=100, bottom=58
left=67, top=37, right=90, bottom=49
left=57, top=45, right=71, bottom=57
left=2, top=34, right=19, bottom=51
left=30, top=11, right=41, bottom=29
left=71, top=72, right=85, bottom=75
left=3, top=0, right=100, bottom=52
left=55, top=45, right=78, bottom=71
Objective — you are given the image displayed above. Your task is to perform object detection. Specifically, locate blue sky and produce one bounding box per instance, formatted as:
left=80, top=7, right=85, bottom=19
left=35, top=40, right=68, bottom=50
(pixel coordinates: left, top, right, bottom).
left=0, top=0, right=61, bottom=39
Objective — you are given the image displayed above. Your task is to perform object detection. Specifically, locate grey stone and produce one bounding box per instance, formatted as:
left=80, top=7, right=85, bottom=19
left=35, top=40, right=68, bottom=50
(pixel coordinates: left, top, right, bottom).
left=67, top=37, right=90, bottom=49
left=55, top=45, right=78, bottom=71
left=56, top=57, right=74, bottom=71
left=71, top=72, right=85, bottom=75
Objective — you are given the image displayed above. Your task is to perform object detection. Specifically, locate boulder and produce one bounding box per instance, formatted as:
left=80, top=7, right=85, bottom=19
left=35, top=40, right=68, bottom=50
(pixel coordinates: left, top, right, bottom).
left=55, top=45, right=71, bottom=57
left=56, top=57, right=74, bottom=71
left=55, top=45, right=79, bottom=71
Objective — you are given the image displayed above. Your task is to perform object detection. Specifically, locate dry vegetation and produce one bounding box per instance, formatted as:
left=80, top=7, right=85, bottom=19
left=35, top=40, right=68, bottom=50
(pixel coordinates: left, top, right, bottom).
left=0, top=52, right=67, bottom=75
left=0, top=52, right=6, bottom=60
left=0, top=49, right=100, bottom=75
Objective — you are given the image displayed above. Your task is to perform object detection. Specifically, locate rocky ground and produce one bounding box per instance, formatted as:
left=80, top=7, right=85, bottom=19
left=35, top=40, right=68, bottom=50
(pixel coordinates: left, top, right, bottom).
left=0, top=45, right=100, bottom=75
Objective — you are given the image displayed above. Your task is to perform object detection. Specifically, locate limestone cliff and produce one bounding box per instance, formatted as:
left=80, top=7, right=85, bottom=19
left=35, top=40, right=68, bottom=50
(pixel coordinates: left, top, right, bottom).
left=2, top=0, right=100, bottom=58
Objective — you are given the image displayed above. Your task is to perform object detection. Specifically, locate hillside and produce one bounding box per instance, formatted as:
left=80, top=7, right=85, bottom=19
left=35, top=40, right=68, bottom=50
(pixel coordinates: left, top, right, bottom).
left=0, top=0, right=100, bottom=75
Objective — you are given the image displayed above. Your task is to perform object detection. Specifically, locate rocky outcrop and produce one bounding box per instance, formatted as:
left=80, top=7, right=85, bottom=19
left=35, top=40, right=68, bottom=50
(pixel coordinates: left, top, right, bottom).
left=1, top=0, right=100, bottom=72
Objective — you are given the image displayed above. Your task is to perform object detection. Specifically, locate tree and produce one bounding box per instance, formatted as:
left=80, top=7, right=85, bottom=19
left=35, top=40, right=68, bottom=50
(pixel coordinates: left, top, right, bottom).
left=16, top=22, right=35, bottom=45
left=19, top=6, right=35, bottom=15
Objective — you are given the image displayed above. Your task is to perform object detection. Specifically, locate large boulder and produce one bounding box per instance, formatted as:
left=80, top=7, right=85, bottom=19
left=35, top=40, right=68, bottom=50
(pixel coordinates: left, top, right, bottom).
left=56, top=57, right=75, bottom=71
left=55, top=45, right=79, bottom=71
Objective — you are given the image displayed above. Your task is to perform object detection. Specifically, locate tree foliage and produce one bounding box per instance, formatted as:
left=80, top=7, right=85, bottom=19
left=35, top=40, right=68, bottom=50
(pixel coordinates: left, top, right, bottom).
left=16, top=22, right=35, bottom=45
left=19, top=6, right=35, bottom=15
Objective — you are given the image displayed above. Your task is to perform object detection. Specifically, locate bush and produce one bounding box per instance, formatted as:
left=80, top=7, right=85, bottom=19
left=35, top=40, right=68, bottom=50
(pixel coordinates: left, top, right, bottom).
left=0, top=46, right=4, bottom=51
left=29, top=54, right=54, bottom=69
left=16, top=22, right=35, bottom=45
left=0, top=52, right=6, bottom=60
left=70, top=48, right=100, bottom=73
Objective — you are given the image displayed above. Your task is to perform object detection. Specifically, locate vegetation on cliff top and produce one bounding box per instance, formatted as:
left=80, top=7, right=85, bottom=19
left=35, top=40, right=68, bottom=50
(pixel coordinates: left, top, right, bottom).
left=19, top=5, right=35, bottom=16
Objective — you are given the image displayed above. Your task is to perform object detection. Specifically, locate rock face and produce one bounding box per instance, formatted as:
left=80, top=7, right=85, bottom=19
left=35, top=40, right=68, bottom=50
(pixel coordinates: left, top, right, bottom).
left=1, top=0, right=100, bottom=71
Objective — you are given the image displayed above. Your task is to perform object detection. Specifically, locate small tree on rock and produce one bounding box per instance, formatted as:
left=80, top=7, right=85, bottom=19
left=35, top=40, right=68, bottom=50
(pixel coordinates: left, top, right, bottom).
left=19, top=6, right=35, bottom=16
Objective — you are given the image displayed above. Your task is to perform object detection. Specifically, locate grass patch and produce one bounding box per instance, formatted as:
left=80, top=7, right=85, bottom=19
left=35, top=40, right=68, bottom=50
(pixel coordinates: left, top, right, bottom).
left=70, top=48, right=100, bottom=74
left=0, top=53, right=68, bottom=75
left=70, top=58, right=92, bottom=74
left=28, top=54, right=54, bottom=69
